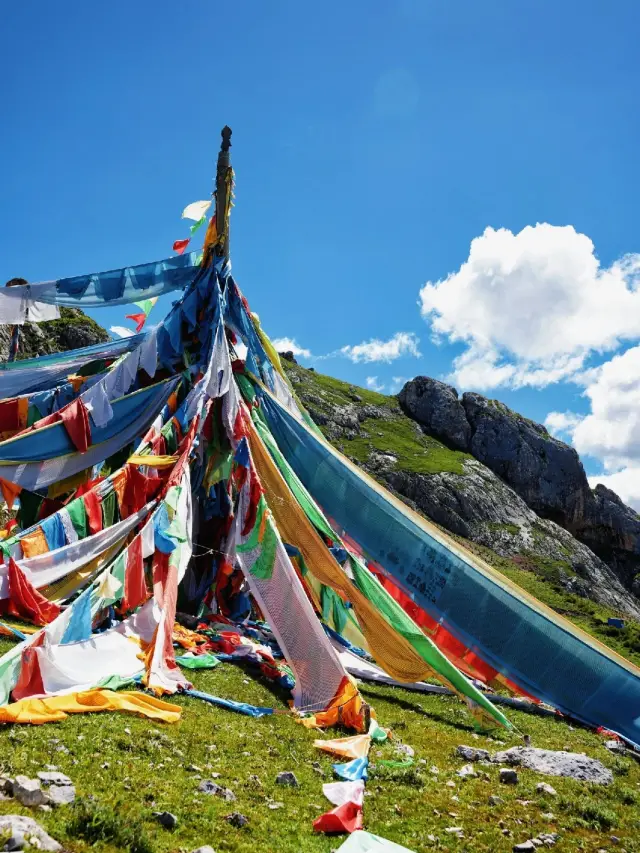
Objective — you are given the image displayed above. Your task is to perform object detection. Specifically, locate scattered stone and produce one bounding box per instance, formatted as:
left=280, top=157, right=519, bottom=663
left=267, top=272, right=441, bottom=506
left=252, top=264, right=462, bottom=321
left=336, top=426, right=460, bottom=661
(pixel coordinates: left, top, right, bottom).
left=13, top=777, right=48, bottom=808
left=198, top=781, right=236, bottom=801
left=541, top=813, right=555, bottom=821
left=429, top=766, right=439, bottom=775
left=500, top=769, right=519, bottom=785
left=604, top=740, right=625, bottom=754
left=488, top=795, right=504, bottom=806
left=311, top=762, right=323, bottom=776
left=225, top=812, right=248, bottom=828
left=444, top=827, right=464, bottom=838
left=46, top=786, right=76, bottom=807
left=536, top=782, right=557, bottom=797
left=530, top=840, right=543, bottom=847
left=191, top=848, right=216, bottom=853
left=248, top=775, right=262, bottom=787
left=3, top=832, right=25, bottom=852
left=492, top=747, right=613, bottom=785
left=54, top=746, right=69, bottom=755
left=124, top=728, right=131, bottom=735
left=457, top=745, right=491, bottom=762
left=186, top=764, right=203, bottom=773
left=394, top=743, right=415, bottom=758
left=36, top=773, right=72, bottom=788
left=153, top=812, right=178, bottom=829
left=513, top=842, right=536, bottom=852
left=539, top=834, right=559, bottom=847
left=457, top=764, right=478, bottom=779
left=610, top=838, right=620, bottom=846
left=267, top=802, right=284, bottom=810
left=275, top=771, right=299, bottom=787
left=516, top=799, right=533, bottom=806
left=445, top=780, right=456, bottom=788
left=0, top=817, right=61, bottom=852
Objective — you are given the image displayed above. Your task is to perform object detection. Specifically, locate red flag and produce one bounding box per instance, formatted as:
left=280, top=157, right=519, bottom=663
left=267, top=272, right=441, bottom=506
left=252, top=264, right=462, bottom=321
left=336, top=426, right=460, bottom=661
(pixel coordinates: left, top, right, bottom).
left=4, top=558, right=61, bottom=626
left=173, top=239, right=190, bottom=255
left=312, top=802, right=363, bottom=834
left=125, top=312, right=147, bottom=333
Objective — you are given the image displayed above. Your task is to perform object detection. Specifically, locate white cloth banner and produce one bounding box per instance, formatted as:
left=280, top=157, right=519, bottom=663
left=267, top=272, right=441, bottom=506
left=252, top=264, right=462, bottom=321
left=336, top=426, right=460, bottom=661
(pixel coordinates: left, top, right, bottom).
left=0, top=283, right=60, bottom=325
left=322, top=781, right=365, bottom=808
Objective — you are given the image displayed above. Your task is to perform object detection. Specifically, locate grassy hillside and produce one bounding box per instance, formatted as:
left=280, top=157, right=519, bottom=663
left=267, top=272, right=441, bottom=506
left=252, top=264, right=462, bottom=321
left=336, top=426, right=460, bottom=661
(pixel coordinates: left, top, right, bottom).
left=0, top=634, right=638, bottom=853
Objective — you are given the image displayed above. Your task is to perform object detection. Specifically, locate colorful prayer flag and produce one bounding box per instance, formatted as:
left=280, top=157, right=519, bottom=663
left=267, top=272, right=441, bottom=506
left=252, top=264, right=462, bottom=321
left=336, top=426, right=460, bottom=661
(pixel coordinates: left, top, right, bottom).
left=181, top=200, right=211, bottom=221
left=173, top=239, right=190, bottom=255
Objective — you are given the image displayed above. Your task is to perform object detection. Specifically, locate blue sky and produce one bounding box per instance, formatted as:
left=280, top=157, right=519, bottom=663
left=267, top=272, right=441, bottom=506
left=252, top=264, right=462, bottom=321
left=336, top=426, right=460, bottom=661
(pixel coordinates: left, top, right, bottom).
left=3, top=1, right=640, bottom=503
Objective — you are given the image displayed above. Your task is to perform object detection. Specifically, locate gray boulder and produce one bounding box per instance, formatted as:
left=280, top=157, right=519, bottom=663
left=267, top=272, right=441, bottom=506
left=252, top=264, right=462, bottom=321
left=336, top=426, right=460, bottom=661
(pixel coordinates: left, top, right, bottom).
left=398, top=377, right=471, bottom=451
left=492, top=747, right=612, bottom=784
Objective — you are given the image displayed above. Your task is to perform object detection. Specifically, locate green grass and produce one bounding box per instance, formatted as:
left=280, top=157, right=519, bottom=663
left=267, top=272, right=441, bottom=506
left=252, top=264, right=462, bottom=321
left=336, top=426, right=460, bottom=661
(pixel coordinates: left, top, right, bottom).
left=286, top=363, right=471, bottom=476
left=0, top=641, right=638, bottom=852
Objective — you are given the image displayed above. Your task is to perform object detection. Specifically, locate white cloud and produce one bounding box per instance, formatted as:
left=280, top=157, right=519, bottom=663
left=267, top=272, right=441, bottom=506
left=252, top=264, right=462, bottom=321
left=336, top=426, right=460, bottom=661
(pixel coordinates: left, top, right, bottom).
left=341, top=332, right=421, bottom=364
left=588, top=469, right=640, bottom=512
left=571, top=345, right=640, bottom=471
left=544, top=411, right=583, bottom=439
left=110, top=326, right=135, bottom=338
left=419, top=223, right=640, bottom=390
left=270, top=337, right=312, bottom=359
left=365, top=376, right=386, bottom=392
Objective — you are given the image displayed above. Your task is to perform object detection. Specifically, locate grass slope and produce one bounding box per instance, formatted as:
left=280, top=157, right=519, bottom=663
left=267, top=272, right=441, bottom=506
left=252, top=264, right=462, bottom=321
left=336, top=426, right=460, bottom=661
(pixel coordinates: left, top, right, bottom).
left=0, top=635, right=638, bottom=853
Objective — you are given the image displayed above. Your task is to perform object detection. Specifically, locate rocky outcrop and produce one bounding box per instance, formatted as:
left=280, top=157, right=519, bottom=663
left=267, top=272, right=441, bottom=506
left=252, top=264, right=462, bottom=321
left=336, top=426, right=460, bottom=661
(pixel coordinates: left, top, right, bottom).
left=397, top=377, right=471, bottom=451
left=399, top=377, right=640, bottom=597
left=383, top=459, right=640, bottom=618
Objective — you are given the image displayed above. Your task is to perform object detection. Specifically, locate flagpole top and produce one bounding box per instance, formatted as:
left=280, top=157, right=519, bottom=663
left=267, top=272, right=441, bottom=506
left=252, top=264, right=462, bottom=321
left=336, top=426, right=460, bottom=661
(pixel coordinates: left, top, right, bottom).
left=221, top=126, right=232, bottom=152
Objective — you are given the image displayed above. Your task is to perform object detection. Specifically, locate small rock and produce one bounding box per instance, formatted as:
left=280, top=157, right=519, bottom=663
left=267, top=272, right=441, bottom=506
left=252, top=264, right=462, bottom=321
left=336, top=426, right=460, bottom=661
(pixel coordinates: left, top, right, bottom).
left=248, top=775, right=262, bottom=787
left=225, top=812, right=248, bottom=828
left=444, top=827, right=464, bottom=838
left=530, top=841, right=543, bottom=848
left=445, top=780, right=456, bottom=788
left=457, top=745, right=491, bottom=762
left=500, top=768, right=519, bottom=785
left=604, top=740, right=625, bottom=754
left=429, top=766, right=439, bottom=775
left=610, top=838, right=620, bottom=846
left=312, top=762, right=323, bottom=776
left=186, top=764, right=202, bottom=773
left=541, top=813, right=555, bottom=821
left=488, top=795, right=504, bottom=806
left=536, top=782, right=557, bottom=797
left=198, top=781, right=235, bottom=801
left=191, top=848, right=216, bottom=853
left=124, top=728, right=131, bottom=735
left=267, top=802, right=284, bottom=810
left=539, top=834, right=559, bottom=848
left=457, top=764, right=478, bottom=779
left=55, top=746, right=69, bottom=755
left=0, top=818, right=60, bottom=852
left=394, top=743, right=415, bottom=758
left=36, top=773, right=72, bottom=788
left=13, top=777, right=48, bottom=808
left=3, top=832, right=25, bottom=852
left=153, top=811, right=178, bottom=829
left=513, top=843, right=536, bottom=852
left=46, top=786, right=76, bottom=807
left=275, top=771, right=299, bottom=787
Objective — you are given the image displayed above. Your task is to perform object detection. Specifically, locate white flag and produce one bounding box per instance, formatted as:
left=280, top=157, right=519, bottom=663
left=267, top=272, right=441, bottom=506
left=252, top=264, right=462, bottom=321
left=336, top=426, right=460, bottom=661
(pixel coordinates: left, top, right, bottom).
left=181, top=199, right=212, bottom=221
